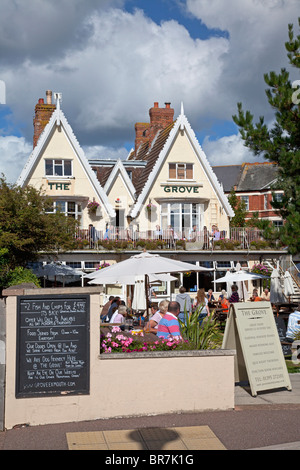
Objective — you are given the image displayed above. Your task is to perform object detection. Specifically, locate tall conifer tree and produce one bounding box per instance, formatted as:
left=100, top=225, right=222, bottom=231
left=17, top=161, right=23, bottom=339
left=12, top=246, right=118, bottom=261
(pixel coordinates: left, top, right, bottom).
left=233, top=19, right=300, bottom=254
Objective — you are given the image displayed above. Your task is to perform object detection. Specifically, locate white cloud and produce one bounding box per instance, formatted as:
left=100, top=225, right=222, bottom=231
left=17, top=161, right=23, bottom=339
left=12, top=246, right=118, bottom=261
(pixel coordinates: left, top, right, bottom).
left=3, top=7, right=229, bottom=145
left=202, top=134, right=263, bottom=166
left=0, top=1, right=299, bottom=182
left=83, top=144, right=129, bottom=160
left=186, top=0, right=299, bottom=117
left=0, top=135, right=32, bottom=183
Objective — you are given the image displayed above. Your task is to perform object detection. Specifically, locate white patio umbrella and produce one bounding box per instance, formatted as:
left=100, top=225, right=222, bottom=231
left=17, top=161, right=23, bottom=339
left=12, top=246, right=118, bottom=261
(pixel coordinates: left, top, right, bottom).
left=235, top=263, right=247, bottom=300
left=87, top=251, right=208, bottom=285
left=270, top=266, right=285, bottom=304
left=88, top=251, right=208, bottom=310
left=132, top=275, right=147, bottom=310
left=214, top=270, right=269, bottom=300
left=284, top=271, right=295, bottom=300
left=85, top=271, right=177, bottom=285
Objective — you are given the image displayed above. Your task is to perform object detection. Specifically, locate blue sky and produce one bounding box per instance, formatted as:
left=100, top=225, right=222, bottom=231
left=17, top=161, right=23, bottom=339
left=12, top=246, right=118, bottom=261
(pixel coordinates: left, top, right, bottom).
left=0, top=0, right=298, bottom=182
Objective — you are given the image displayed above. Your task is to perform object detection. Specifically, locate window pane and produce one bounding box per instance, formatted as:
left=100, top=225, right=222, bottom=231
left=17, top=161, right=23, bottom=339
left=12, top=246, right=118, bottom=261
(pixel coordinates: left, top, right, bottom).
left=56, top=201, right=66, bottom=212
left=64, top=160, right=72, bottom=176
left=186, top=164, right=193, bottom=179
left=68, top=202, right=76, bottom=213
left=45, top=160, right=53, bottom=175
left=169, top=163, right=176, bottom=179
left=161, top=203, right=168, bottom=214
left=177, top=164, right=185, bottom=179
left=161, top=214, right=168, bottom=229
left=182, top=203, right=190, bottom=214
left=54, top=161, right=63, bottom=176
left=170, top=203, right=180, bottom=213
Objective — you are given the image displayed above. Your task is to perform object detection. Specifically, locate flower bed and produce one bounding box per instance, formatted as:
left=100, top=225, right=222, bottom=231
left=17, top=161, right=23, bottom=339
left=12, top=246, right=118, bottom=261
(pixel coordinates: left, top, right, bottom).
left=100, top=326, right=191, bottom=354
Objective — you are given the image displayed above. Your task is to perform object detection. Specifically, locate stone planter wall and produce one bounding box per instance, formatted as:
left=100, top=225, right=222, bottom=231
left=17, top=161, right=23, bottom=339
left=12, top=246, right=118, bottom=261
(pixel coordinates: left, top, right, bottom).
left=2, top=287, right=235, bottom=429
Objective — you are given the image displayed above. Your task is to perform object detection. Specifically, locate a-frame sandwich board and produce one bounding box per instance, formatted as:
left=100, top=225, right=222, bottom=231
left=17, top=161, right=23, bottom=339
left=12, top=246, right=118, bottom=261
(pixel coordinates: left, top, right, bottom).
left=222, top=302, right=292, bottom=397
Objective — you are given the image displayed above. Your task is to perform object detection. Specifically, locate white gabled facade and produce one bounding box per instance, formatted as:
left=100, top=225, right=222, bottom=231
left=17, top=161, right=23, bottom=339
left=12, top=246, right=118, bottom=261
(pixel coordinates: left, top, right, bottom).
left=129, top=104, right=234, bottom=236
left=17, top=93, right=115, bottom=231
left=17, top=94, right=233, bottom=238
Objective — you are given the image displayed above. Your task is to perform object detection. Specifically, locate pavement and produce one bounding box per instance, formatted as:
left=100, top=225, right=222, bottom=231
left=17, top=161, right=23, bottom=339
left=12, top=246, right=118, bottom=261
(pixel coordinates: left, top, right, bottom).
left=1, top=374, right=300, bottom=451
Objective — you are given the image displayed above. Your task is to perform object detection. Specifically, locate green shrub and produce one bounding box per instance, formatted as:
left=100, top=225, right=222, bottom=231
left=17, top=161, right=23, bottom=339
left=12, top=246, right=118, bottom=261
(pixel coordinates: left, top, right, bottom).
left=179, top=306, right=223, bottom=349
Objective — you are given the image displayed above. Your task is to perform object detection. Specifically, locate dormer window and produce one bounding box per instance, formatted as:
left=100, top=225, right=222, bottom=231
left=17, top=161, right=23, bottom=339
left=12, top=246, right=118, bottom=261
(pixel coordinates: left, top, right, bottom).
left=45, top=159, right=72, bottom=177
left=169, top=163, right=193, bottom=180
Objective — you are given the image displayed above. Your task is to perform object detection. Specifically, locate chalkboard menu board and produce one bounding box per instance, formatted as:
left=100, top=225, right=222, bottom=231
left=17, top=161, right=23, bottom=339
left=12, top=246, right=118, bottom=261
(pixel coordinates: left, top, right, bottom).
left=16, top=295, right=90, bottom=398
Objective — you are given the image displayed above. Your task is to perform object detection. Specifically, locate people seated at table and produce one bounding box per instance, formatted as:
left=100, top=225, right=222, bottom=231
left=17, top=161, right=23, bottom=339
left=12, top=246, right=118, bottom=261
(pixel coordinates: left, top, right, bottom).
left=247, top=288, right=258, bottom=301
left=194, top=288, right=210, bottom=324
left=228, top=285, right=239, bottom=303
left=146, top=300, right=168, bottom=333
left=218, top=290, right=227, bottom=302
left=100, top=295, right=114, bottom=321
left=106, top=296, right=121, bottom=322
left=260, top=288, right=270, bottom=301
left=157, top=301, right=182, bottom=340
left=206, top=289, right=215, bottom=303
left=176, top=286, right=192, bottom=324
left=109, top=305, right=127, bottom=324
left=220, top=294, right=230, bottom=313
left=286, top=303, right=300, bottom=342
left=252, top=292, right=262, bottom=302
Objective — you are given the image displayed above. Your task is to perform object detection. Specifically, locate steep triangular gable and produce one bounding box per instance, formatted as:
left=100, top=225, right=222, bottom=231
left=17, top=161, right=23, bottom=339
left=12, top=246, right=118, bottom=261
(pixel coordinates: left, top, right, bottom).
left=104, top=159, right=136, bottom=201
left=17, top=105, right=115, bottom=218
left=130, top=106, right=234, bottom=219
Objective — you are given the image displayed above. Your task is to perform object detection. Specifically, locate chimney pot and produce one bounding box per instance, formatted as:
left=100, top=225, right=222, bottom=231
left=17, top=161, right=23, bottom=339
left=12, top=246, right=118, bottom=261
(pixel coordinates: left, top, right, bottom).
left=154, top=102, right=159, bottom=108
left=165, top=102, right=171, bottom=108
left=38, top=98, right=44, bottom=104
left=46, top=90, right=52, bottom=105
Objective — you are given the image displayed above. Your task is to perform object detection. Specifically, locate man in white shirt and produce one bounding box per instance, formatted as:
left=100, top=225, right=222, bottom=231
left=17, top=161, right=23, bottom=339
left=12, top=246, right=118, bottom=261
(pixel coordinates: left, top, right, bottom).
left=286, top=304, right=300, bottom=342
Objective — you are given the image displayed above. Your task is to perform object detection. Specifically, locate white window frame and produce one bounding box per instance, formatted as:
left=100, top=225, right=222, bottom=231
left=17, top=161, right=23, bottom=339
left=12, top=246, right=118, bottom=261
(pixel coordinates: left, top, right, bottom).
left=240, top=195, right=249, bottom=211
left=45, top=159, right=73, bottom=177
left=160, top=202, right=203, bottom=232
left=46, top=200, right=82, bottom=221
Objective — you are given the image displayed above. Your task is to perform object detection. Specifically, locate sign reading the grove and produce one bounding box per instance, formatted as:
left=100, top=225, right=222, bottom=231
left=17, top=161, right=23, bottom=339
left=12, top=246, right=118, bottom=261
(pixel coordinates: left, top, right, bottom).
left=16, top=295, right=90, bottom=398
left=48, top=182, right=71, bottom=190
left=163, top=185, right=201, bottom=194
left=222, top=302, right=292, bottom=396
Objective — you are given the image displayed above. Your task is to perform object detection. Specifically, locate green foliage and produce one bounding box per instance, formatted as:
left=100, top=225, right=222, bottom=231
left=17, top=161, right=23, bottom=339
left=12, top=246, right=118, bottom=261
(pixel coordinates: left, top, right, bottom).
left=0, top=176, right=78, bottom=271
left=3, top=266, right=40, bottom=289
left=179, top=306, right=223, bottom=350
left=232, top=18, right=300, bottom=254
left=227, top=188, right=247, bottom=227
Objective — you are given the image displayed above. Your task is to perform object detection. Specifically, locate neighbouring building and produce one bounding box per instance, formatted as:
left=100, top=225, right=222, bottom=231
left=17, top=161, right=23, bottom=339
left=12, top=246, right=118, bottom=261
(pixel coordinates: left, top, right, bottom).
left=213, top=163, right=284, bottom=227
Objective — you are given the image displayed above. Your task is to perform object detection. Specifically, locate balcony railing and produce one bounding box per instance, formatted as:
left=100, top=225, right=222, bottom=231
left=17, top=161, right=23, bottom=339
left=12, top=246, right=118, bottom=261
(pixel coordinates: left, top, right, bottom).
left=74, top=226, right=282, bottom=251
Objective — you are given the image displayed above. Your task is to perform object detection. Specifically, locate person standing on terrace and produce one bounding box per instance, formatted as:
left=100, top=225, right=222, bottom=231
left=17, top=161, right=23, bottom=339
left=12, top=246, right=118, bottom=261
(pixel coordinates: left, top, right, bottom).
left=176, top=286, right=192, bottom=324
left=229, top=285, right=239, bottom=303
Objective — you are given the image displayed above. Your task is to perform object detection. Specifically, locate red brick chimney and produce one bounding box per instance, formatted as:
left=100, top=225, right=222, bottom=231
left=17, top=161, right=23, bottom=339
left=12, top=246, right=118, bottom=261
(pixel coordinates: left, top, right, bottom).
left=134, top=102, right=174, bottom=155
left=33, top=90, right=56, bottom=148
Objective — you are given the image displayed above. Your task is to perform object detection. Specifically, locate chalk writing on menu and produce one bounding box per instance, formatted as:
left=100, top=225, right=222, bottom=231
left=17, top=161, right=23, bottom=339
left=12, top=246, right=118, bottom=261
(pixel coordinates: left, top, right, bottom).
left=16, top=296, right=90, bottom=398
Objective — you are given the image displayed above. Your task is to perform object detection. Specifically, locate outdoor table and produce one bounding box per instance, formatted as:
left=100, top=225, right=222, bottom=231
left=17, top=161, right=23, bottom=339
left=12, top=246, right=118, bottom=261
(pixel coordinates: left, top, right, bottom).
left=272, top=302, right=297, bottom=317
left=213, top=308, right=228, bottom=323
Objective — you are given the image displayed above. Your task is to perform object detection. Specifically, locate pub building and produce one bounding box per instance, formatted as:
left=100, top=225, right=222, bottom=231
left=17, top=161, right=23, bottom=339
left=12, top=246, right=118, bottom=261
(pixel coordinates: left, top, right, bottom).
left=17, top=91, right=288, bottom=301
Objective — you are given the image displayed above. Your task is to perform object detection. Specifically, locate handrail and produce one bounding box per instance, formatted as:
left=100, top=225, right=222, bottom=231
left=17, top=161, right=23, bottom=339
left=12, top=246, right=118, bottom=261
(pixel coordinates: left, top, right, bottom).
left=74, top=226, right=270, bottom=250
